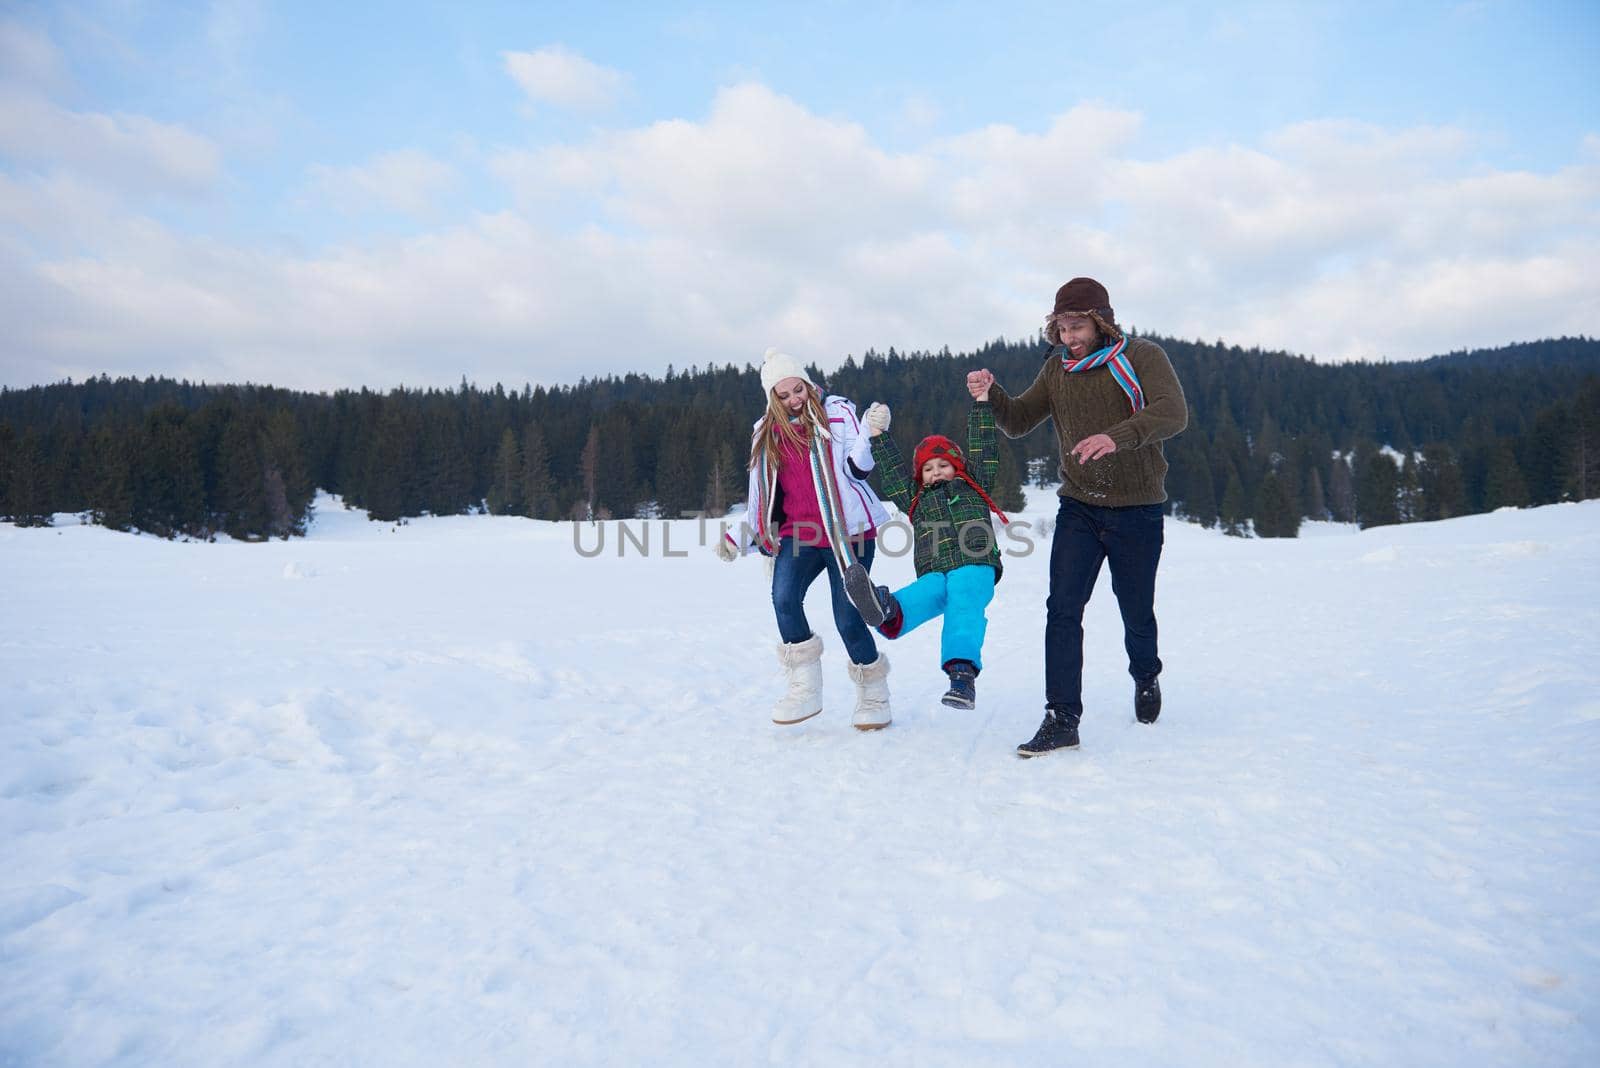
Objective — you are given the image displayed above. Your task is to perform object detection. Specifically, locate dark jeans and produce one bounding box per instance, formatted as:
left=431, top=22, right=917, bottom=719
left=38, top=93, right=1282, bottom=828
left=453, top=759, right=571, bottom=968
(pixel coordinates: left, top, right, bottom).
left=771, top=537, right=879, bottom=665
left=1045, top=497, right=1164, bottom=715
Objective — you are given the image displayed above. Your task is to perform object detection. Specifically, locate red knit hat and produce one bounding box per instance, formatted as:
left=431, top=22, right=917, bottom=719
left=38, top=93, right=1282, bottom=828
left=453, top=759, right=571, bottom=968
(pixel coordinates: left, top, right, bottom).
left=908, top=434, right=1010, bottom=525
left=913, top=435, right=965, bottom=481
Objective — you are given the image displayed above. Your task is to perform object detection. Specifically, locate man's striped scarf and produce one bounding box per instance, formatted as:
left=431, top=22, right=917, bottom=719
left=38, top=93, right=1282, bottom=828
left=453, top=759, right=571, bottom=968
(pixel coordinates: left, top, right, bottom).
left=752, top=416, right=859, bottom=571
left=1061, top=336, right=1144, bottom=412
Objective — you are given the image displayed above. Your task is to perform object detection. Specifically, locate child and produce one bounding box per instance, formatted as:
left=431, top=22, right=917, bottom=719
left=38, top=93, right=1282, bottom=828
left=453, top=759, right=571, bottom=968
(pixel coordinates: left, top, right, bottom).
left=843, top=399, right=1008, bottom=709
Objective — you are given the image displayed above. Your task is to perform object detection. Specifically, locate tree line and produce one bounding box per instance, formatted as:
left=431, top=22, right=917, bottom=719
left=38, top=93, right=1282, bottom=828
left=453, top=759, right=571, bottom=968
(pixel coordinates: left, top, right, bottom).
left=1, top=335, right=1596, bottom=539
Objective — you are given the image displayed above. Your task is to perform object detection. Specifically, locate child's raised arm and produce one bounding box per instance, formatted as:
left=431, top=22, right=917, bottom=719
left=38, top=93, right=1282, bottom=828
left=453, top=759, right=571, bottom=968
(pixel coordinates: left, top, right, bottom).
left=866, top=403, right=915, bottom=513
left=968, top=400, right=999, bottom=494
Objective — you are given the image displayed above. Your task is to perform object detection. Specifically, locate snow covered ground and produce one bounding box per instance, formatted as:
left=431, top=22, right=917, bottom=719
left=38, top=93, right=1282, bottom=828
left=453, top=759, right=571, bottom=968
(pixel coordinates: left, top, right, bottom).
left=3, top=489, right=1597, bottom=1066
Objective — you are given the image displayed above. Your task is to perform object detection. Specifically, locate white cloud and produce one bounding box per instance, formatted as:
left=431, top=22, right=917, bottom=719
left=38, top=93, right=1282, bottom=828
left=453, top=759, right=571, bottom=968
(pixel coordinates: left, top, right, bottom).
left=303, top=149, right=459, bottom=216
left=1221, top=243, right=1600, bottom=362
left=934, top=104, right=1141, bottom=227
left=503, top=46, right=627, bottom=113
left=0, top=19, right=65, bottom=91
left=0, top=89, right=220, bottom=196
left=1266, top=118, right=1473, bottom=174
left=0, top=17, right=220, bottom=196
left=2, top=85, right=1596, bottom=391
left=611, top=86, right=930, bottom=245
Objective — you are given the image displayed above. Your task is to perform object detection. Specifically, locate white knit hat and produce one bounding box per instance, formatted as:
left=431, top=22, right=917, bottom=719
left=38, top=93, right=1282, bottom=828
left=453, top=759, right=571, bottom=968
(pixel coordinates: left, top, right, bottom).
left=759, top=346, right=815, bottom=394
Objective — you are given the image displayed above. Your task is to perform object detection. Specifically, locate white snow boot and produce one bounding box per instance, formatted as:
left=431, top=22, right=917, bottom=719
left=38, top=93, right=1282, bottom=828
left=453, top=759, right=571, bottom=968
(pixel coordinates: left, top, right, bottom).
left=772, top=635, right=824, bottom=725
left=847, top=654, right=892, bottom=731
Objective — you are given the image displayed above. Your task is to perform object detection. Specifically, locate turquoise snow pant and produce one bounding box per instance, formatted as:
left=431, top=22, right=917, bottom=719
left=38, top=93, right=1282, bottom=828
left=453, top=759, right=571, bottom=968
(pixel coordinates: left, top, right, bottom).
left=886, top=564, right=996, bottom=671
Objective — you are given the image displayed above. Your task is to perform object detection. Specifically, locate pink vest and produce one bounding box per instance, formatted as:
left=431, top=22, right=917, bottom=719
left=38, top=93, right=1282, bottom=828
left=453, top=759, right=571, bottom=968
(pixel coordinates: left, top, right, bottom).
left=776, top=435, right=829, bottom=546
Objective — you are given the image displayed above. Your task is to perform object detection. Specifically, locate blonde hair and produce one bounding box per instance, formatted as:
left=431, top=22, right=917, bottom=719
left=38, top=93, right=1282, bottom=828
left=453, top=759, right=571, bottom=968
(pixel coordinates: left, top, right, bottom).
left=749, top=384, right=829, bottom=471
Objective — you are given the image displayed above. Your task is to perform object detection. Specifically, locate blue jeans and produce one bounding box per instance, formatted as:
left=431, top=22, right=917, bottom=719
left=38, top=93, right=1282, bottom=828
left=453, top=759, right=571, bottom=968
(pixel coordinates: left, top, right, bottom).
left=887, top=565, right=996, bottom=671
left=1045, top=497, right=1164, bottom=715
left=771, top=537, right=879, bottom=665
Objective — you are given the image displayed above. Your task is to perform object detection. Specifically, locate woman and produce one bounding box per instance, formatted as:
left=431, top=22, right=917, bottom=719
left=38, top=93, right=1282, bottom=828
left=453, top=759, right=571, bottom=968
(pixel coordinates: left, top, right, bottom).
left=716, top=347, right=893, bottom=730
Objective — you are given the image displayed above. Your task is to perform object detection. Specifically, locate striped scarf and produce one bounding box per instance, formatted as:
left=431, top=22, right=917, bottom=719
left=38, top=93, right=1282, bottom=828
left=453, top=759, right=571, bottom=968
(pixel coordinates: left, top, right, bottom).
left=752, top=416, right=859, bottom=572
left=1061, top=336, right=1144, bottom=412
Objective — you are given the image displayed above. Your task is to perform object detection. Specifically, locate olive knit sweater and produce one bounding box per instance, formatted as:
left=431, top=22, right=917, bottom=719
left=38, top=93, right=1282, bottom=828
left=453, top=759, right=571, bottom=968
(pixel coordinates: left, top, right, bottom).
left=989, top=337, right=1188, bottom=507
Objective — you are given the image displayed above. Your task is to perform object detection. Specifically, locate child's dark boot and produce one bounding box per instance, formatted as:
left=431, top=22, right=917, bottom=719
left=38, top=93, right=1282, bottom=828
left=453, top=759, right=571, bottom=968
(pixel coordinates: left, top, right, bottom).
left=843, top=563, right=901, bottom=634
left=941, top=660, right=978, bottom=709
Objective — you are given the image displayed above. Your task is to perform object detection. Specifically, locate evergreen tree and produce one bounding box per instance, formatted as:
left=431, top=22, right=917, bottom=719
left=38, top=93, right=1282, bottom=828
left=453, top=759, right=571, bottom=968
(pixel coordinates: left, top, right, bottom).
left=263, top=409, right=313, bottom=536
left=992, top=441, right=1027, bottom=512
left=1572, top=378, right=1600, bottom=500
left=42, top=403, right=85, bottom=513
left=487, top=428, right=523, bottom=515
left=0, top=421, right=13, bottom=519
left=704, top=441, right=740, bottom=516
left=86, top=425, right=135, bottom=531
left=1356, top=452, right=1401, bottom=529
left=1254, top=471, right=1300, bottom=537
left=363, top=403, right=421, bottom=522
left=1255, top=413, right=1283, bottom=464
left=521, top=422, right=555, bottom=519
left=4, top=425, right=52, bottom=526
left=1186, top=456, right=1219, bottom=527
left=594, top=413, right=640, bottom=518
left=187, top=400, right=233, bottom=517
left=216, top=410, right=269, bottom=538
left=135, top=406, right=205, bottom=537
left=579, top=425, right=600, bottom=522
left=1483, top=441, right=1529, bottom=509
left=1220, top=469, right=1248, bottom=536
left=1162, top=406, right=1203, bottom=511
left=1211, top=392, right=1251, bottom=512
left=652, top=418, right=697, bottom=517
left=1398, top=453, right=1423, bottom=522
left=1524, top=402, right=1575, bottom=505
left=420, top=407, right=471, bottom=515
left=1327, top=454, right=1357, bottom=522
left=1456, top=420, right=1494, bottom=513
left=1287, top=432, right=1332, bottom=517
left=1171, top=435, right=1217, bottom=526
left=1417, top=444, right=1465, bottom=521
left=1304, top=467, right=1328, bottom=522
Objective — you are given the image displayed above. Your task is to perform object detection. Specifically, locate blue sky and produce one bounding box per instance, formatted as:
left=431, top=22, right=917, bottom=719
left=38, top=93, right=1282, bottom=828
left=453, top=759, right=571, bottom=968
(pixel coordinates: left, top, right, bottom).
left=2, top=0, right=1597, bottom=390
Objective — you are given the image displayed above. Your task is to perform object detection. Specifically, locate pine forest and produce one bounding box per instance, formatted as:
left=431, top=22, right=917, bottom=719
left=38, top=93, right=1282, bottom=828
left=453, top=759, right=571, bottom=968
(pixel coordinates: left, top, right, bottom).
left=2, top=335, right=1596, bottom=540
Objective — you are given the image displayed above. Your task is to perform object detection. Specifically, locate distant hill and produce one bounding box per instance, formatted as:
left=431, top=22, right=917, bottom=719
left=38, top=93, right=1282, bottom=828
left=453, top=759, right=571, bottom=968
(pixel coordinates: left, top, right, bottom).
left=1412, top=337, right=1598, bottom=372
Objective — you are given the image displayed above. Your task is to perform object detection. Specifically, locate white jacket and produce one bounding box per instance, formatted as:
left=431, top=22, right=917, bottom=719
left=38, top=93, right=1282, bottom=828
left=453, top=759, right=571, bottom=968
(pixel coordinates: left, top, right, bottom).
left=732, top=395, right=890, bottom=557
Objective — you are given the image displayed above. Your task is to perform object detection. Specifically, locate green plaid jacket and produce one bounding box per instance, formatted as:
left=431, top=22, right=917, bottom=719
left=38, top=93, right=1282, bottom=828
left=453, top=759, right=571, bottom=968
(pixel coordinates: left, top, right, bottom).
left=870, top=402, right=1003, bottom=581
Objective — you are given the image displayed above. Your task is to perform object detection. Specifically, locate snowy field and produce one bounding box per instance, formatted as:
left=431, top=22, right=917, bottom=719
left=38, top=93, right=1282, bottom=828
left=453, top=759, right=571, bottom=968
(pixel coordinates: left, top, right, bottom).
left=3, top=488, right=1598, bottom=1066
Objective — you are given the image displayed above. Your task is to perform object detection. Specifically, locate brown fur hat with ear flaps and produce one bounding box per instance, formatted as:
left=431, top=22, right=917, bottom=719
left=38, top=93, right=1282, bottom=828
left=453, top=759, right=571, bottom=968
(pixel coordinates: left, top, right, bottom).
left=1046, top=277, right=1122, bottom=345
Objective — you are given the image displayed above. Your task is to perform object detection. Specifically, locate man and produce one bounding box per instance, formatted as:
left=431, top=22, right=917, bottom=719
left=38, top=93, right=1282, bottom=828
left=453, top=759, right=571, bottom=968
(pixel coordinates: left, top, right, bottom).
left=967, top=277, right=1187, bottom=755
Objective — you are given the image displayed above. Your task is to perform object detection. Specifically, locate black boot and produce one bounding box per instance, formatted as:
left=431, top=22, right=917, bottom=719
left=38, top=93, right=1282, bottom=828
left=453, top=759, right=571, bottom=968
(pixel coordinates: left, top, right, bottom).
left=1016, top=706, right=1080, bottom=756
left=843, top=563, right=899, bottom=630
left=941, top=660, right=977, bottom=709
left=1135, top=677, right=1161, bottom=724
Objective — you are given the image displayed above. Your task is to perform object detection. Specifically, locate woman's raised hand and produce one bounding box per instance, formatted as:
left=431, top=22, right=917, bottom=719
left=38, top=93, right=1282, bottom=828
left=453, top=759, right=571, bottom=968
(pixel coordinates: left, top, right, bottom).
left=966, top=369, right=994, bottom=401
left=863, top=402, right=891, bottom=436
